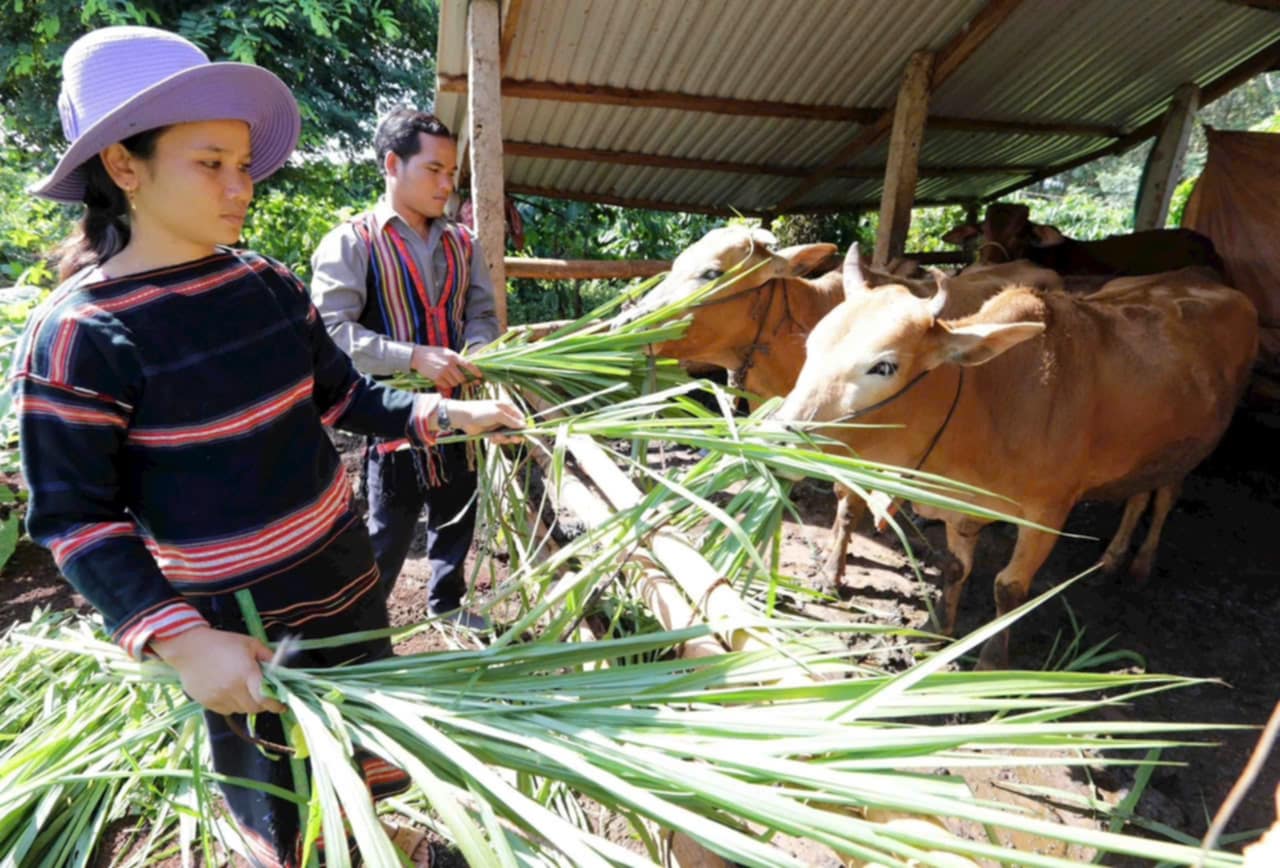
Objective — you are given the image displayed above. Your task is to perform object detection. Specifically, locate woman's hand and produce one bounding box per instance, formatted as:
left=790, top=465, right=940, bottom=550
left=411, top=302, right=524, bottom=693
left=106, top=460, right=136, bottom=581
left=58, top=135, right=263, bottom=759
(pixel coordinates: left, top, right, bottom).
left=150, top=626, right=287, bottom=715
left=445, top=399, right=526, bottom=443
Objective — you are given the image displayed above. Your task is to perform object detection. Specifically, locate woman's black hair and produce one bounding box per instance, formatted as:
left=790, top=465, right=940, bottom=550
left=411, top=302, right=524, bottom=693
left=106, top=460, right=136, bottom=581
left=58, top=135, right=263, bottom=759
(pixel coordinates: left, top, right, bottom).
left=55, top=127, right=166, bottom=281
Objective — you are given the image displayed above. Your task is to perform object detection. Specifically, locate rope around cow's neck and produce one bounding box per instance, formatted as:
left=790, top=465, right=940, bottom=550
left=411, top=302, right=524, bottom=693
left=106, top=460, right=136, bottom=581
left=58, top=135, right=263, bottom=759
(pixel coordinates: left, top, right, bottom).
left=819, top=365, right=965, bottom=473
left=976, top=239, right=1010, bottom=262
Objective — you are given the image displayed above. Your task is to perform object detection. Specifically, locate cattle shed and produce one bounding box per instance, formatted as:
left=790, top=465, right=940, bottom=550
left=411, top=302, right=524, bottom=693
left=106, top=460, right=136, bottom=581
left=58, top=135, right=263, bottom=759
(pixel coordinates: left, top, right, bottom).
left=434, top=0, right=1280, bottom=325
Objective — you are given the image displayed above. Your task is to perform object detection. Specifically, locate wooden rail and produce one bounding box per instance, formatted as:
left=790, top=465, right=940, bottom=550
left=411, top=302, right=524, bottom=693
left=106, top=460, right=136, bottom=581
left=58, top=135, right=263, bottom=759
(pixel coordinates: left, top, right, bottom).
left=505, top=257, right=670, bottom=279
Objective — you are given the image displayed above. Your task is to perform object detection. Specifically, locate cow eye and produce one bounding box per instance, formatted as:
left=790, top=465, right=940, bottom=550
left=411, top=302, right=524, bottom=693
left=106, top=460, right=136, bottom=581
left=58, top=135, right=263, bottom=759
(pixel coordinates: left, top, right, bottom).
left=867, top=360, right=898, bottom=377
left=700, top=269, right=724, bottom=281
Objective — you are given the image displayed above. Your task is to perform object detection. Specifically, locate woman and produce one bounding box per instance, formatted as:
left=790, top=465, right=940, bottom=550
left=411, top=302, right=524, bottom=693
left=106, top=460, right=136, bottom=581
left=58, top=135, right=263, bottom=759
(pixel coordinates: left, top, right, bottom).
left=15, top=25, right=521, bottom=866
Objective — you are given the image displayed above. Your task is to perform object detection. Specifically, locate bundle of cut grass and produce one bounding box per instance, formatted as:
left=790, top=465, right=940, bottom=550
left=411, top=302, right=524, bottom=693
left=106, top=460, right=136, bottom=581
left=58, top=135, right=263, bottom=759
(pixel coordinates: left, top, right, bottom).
left=4, top=604, right=1250, bottom=867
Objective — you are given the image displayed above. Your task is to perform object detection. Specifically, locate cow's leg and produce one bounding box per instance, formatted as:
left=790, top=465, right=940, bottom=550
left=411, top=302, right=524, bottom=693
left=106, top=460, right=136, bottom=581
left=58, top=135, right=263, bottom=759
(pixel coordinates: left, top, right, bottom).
left=938, top=516, right=984, bottom=635
left=1129, top=482, right=1181, bottom=583
left=978, top=506, right=1070, bottom=670
left=1099, top=492, right=1151, bottom=574
left=823, top=484, right=865, bottom=588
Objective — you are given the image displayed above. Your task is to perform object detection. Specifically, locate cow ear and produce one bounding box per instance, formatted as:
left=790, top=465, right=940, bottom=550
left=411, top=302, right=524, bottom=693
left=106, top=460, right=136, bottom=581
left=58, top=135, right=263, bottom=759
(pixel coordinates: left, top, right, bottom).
left=776, top=243, right=839, bottom=277
left=842, top=243, right=869, bottom=299
left=941, top=224, right=980, bottom=245
left=934, top=321, right=1045, bottom=366
left=1030, top=224, right=1066, bottom=247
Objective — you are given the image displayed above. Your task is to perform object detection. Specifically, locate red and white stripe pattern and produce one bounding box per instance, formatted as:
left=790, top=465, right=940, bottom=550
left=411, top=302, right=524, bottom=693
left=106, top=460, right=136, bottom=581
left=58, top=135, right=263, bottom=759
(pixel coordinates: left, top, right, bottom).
left=410, top=393, right=440, bottom=445
left=360, top=754, right=411, bottom=798
left=10, top=373, right=132, bottom=413
left=144, top=471, right=353, bottom=584
left=260, top=565, right=379, bottom=632
left=115, top=599, right=209, bottom=659
left=129, top=377, right=314, bottom=448
left=15, top=394, right=127, bottom=429
left=319, top=380, right=359, bottom=427
left=46, top=257, right=271, bottom=383
left=48, top=521, right=138, bottom=568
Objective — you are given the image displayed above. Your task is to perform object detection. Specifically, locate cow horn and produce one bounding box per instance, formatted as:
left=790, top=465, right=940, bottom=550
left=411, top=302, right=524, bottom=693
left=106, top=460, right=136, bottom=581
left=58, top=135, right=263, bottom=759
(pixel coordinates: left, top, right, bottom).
left=842, top=243, right=869, bottom=299
left=927, top=268, right=949, bottom=317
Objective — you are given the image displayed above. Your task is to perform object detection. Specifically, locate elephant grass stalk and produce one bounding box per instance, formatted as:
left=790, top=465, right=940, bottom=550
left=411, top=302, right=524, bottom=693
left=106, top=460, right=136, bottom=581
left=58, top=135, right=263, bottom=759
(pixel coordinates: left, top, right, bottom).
left=4, top=600, right=1251, bottom=868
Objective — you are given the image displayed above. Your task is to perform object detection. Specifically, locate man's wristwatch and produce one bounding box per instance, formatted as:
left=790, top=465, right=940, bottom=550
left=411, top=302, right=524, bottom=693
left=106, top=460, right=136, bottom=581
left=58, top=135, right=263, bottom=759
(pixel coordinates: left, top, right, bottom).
left=436, top=400, right=453, bottom=432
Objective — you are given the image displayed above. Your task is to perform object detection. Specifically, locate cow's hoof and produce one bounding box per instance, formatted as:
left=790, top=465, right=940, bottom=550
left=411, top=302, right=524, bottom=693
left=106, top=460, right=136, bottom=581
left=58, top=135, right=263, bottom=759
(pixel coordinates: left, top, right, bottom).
left=1129, top=554, right=1154, bottom=584
left=1098, top=551, right=1125, bottom=575
left=975, top=640, right=1009, bottom=671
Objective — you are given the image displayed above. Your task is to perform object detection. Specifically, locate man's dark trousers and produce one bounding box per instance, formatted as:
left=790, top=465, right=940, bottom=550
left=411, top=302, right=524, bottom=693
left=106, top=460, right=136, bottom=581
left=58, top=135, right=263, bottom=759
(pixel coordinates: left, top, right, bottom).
left=365, top=440, right=476, bottom=610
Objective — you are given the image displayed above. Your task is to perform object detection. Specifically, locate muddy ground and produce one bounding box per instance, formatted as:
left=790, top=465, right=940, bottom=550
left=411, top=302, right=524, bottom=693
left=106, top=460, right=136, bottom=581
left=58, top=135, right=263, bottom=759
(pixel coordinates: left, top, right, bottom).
left=3, top=409, right=1277, bottom=865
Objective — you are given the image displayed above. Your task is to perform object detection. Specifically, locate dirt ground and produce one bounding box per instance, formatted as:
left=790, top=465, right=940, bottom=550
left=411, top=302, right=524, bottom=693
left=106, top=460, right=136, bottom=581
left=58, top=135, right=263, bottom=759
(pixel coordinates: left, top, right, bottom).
left=4, top=411, right=1277, bottom=865
left=773, top=406, right=1280, bottom=860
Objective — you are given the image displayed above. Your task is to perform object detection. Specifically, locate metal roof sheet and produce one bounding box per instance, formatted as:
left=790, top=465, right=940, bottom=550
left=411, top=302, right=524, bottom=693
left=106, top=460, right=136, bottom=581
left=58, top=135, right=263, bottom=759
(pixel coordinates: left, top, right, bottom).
left=436, top=0, right=1280, bottom=215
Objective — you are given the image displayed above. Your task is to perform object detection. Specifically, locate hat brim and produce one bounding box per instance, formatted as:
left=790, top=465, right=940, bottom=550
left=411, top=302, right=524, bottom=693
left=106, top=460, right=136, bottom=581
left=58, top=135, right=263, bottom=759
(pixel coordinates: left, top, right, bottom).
left=29, top=62, right=301, bottom=203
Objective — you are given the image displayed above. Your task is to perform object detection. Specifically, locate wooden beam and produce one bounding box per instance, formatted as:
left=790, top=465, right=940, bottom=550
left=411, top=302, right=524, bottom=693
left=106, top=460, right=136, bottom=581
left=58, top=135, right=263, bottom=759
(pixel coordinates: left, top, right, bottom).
left=911, top=250, right=973, bottom=265
left=1218, top=0, right=1280, bottom=11
left=439, top=74, right=879, bottom=122
left=932, top=0, right=1027, bottom=85
left=505, top=257, right=669, bottom=280
left=503, top=140, right=806, bottom=176
left=775, top=0, right=1022, bottom=212
left=468, top=0, right=507, bottom=327
left=503, top=139, right=1041, bottom=177
left=1134, top=82, right=1200, bottom=230
left=926, top=116, right=1121, bottom=138
left=437, top=74, right=1119, bottom=138
left=981, top=34, right=1280, bottom=205
left=506, top=182, right=761, bottom=217
left=499, top=0, right=524, bottom=67
left=777, top=194, right=1009, bottom=215
left=875, top=52, right=935, bottom=267
left=774, top=117, right=893, bottom=211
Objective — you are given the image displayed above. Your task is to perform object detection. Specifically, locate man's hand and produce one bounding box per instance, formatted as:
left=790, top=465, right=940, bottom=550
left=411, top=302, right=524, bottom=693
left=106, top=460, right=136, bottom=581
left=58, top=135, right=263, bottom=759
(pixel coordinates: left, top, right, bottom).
left=151, top=626, right=287, bottom=716
left=445, top=399, right=526, bottom=444
left=411, top=346, right=481, bottom=389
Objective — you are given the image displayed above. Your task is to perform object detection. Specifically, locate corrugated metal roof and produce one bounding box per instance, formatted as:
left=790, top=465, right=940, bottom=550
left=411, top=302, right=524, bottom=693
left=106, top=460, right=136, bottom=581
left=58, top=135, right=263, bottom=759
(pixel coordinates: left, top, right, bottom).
left=436, top=0, right=1280, bottom=215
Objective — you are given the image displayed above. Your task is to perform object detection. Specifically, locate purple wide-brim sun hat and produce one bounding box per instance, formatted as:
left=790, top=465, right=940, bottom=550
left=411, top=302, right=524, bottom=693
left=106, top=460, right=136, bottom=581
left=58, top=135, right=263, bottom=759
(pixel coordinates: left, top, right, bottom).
left=30, top=26, right=301, bottom=203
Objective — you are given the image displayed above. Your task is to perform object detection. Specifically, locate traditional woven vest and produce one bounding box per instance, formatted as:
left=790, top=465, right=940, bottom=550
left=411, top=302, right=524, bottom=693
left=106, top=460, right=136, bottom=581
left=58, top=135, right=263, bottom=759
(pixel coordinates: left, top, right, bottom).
left=351, top=212, right=473, bottom=352
left=351, top=212, right=475, bottom=482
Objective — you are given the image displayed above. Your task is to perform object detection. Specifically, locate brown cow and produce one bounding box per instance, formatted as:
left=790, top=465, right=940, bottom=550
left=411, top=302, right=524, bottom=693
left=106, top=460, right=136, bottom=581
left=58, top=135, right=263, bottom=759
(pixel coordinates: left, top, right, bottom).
left=613, top=227, right=842, bottom=399
left=616, top=226, right=1064, bottom=401
left=618, top=226, right=1067, bottom=583
left=944, top=203, right=1223, bottom=276
left=773, top=246, right=1258, bottom=667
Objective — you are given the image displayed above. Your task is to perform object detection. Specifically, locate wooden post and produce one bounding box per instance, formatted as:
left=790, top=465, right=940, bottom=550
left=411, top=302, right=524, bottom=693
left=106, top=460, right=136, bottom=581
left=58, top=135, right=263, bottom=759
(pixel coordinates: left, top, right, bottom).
left=467, top=0, right=508, bottom=328
left=874, top=52, right=934, bottom=268
left=1134, top=83, right=1200, bottom=230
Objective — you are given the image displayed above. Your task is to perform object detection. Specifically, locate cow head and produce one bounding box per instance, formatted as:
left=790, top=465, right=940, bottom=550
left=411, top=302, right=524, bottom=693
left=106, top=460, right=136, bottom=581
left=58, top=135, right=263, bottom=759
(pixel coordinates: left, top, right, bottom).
left=944, top=204, right=1069, bottom=265
left=775, top=244, right=1044, bottom=428
left=613, top=225, right=836, bottom=371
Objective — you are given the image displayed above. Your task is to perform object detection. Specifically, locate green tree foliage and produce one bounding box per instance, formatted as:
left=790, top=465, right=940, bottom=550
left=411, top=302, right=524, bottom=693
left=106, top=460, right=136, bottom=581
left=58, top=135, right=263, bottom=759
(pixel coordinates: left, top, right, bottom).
left=0, top=0, right=437, bottom=155
left=241, top=158, right=381, bottom=280
left=505, top=197, right=720, bottom=324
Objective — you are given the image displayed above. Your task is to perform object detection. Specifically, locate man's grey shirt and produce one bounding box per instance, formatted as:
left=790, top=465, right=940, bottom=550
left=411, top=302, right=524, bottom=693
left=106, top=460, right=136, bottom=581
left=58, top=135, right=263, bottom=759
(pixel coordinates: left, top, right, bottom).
left=310, top=199, right=501, bottom=376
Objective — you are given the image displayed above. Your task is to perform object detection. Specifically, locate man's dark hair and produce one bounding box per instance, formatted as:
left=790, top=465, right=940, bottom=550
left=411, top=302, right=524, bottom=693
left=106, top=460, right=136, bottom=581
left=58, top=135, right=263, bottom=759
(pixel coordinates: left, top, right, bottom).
left=374, top=108, right=454, bottom=168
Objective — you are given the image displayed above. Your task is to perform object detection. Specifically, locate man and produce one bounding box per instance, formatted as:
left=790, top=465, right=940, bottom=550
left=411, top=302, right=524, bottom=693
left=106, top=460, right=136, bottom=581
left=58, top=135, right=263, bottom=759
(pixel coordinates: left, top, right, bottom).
left=311, top=108, right=500, bottom=628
